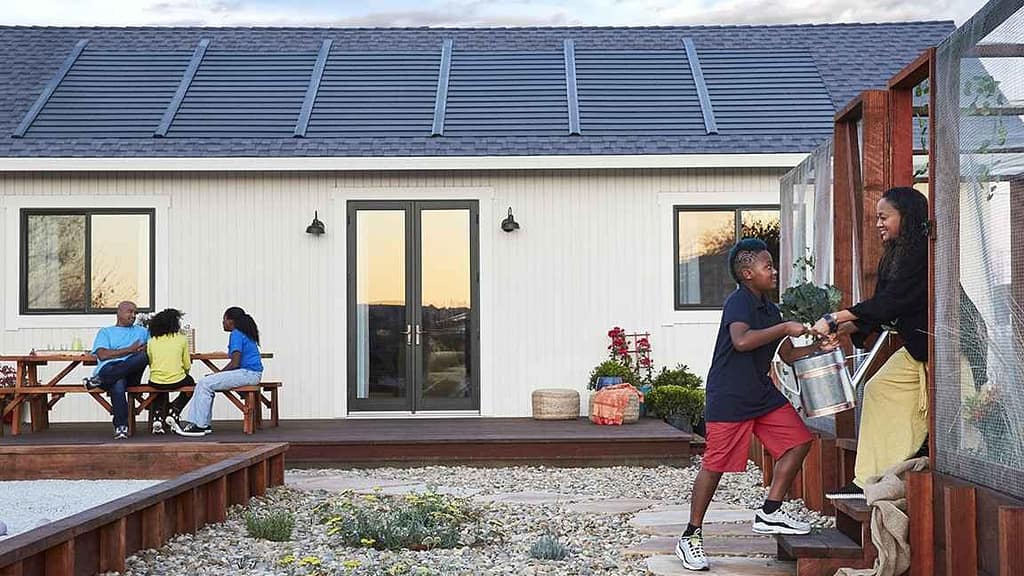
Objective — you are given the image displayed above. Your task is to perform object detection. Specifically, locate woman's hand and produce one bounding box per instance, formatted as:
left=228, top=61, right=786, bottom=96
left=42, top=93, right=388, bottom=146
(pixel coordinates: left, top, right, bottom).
left=810, top=317, right=831, bottom=337
left=836, top=321, right=857, bottom=336
left=816, top=333, right=840, bottom=352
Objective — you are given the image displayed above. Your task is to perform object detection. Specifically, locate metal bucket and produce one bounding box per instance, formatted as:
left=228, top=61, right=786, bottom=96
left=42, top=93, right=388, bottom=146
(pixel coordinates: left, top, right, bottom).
left=770, top=331, right=895, bottom=418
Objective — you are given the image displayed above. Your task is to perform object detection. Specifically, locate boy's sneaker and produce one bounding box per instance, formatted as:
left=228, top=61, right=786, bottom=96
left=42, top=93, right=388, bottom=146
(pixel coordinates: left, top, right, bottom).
left=83, top=377, right=104, bottom=390
left=752, top=508, right=811, bottom=535
left=113, top=426, right=129, bottom=440
left=151, top=420, right=165, bottom=435
left=826, top=482, right=866, bottom=500
left=173, top=421, right=212, bottom=437
left=675, top=528, right=709, bottom=571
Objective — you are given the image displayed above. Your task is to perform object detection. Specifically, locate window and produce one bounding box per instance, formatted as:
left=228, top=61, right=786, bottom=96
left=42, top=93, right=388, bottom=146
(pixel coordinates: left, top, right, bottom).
left=674, top=205, right=780, bottom=309
left=20, top=209, right=155, bottom=314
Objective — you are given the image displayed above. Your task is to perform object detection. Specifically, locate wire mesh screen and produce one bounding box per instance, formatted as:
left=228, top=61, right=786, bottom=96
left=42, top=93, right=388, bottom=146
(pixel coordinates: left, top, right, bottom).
left=779, top=138, right=834, bottom=289
left=934, top=0, right=1024, bottom=497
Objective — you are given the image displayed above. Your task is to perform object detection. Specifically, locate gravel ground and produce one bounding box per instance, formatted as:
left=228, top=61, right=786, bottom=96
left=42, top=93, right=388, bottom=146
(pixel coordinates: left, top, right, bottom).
left=115, top=458, right=832, bottom=576
left=0, top=479, right=162, bottom=537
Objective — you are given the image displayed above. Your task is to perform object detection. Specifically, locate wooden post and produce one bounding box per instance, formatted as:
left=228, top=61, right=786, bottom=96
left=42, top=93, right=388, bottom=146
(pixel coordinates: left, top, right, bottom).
left=944, top=485, right=977, bottom=576
left=141, top=501, right=166, bottom=550
left=907, top=471, right=935, bottom=576
left=44, top=540, right=73, bottom=576
left=888, top=86, right=915, bottom=189
left=860, top=90, right=889, bottom=298
left=0, top=561, right=24, bottom=576
left=207, top=476, right=228, bottom=524
left=999, top=507, right=1024, bottom=576
left=269, top=453, right=285, bottom=487
left=228, top=468, right=249, bottom=506
left=175, top=488, right=197, bottom=535
left=250, top=460, right=268, bottom=498
left=833, top=116, right=861, bottom=441
left=99, top=517, right=127, bottom=573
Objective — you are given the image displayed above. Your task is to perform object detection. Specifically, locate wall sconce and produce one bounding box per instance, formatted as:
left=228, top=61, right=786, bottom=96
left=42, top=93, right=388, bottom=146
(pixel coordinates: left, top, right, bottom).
left=305, top=211, right=325, bottom=236
left=500, top=207, right=520, bottom=233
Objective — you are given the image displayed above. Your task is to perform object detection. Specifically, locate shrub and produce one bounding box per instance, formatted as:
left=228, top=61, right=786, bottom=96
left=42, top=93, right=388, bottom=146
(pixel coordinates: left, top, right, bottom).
left=587, top=359, right=638, bottom=390
left=645, top=385, right=705, bottom=424
left=320, top=490, right=492, bottom=551
left=651, top=364, right=702, bottom=389
left=529, top=534, right=569, bottom=560
left=245, top=509, right=295, bottom=542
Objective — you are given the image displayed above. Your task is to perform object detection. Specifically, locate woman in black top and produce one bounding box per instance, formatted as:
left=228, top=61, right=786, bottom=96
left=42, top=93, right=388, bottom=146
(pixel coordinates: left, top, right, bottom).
left=810, top=187, right=929, bottom=499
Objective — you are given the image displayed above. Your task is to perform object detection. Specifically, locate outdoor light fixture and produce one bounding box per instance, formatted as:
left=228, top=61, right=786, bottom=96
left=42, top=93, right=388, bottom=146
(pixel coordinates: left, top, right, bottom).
left=500, top=207, right=520, bottom=232
left=305, top=211, right=325, bottom=236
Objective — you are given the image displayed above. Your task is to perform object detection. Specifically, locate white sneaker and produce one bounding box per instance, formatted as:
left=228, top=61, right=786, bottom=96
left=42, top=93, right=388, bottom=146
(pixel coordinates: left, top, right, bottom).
left=752, top=508, right=811, bottom=535
left=165, top=415, right=184, bottom=435
left=151, top=420, right=165, bottom=435
left=113, top=426, right=129, bottom=440
left=675, top=528, right=709, bottom=571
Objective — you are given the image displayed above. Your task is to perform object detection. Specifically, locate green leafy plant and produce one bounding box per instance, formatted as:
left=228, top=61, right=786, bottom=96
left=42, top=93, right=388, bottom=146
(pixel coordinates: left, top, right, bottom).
left=652, top=364, right=702, bottom=390
left=779, top=257, right=841, bottom=326
left=245, top=509, right=295, bottom=542
left=320, top=490, right=492, bottom=551
left=529, top=534, right=569, bottom=560
left=645, top=385, right=705, bottom=425
left=587, top=359, right=638, bottom=390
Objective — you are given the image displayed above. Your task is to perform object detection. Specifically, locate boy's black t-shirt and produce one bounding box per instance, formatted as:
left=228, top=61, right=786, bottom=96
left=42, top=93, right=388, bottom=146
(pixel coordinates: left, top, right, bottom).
left=705, top=285, right=789, bottom=422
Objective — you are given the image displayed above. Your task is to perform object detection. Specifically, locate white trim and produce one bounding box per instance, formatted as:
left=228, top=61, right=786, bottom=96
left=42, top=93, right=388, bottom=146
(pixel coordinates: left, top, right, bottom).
left=0, top=153, right=808, bottom=173
left=329, top=187, right=495, bottom=419
left=2, top=195, right=171, bottom=330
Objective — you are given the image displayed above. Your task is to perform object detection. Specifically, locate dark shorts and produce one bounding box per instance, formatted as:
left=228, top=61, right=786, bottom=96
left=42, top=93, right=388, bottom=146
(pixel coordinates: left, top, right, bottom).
left=703, top=403, right=812, bottom=473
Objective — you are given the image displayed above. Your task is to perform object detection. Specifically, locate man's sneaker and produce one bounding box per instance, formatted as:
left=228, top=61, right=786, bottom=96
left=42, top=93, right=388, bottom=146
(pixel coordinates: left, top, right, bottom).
left=826, top=482, right=866, bottom=500
left=675, top=528, right=709, bottom=571
left=151, top=420, right=165, bottom=435
left=113, top=426, right=129, bottom=440
left=752, top=508, right=812, bottom=535
left=83, top=377, right=104, bottom=390
left=173, top=421, right=212, bottom=437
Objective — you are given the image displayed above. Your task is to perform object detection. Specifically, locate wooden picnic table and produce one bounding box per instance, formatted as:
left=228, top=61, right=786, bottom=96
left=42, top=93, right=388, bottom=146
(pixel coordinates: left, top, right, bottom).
left=0, top=351, right=273, bottom=435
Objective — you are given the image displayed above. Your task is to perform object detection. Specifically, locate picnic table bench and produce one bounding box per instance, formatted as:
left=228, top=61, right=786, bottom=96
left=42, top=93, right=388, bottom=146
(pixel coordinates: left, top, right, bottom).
left=0, top=351, right=278, bottom=436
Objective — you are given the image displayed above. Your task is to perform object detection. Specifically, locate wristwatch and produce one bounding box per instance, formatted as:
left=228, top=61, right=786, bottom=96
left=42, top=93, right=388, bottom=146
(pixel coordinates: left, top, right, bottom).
left=823, top=313, right=838, bottom=333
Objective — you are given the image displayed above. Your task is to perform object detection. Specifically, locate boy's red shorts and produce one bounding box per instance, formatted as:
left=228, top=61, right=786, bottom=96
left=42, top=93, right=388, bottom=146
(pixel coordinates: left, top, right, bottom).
left=703, top=403, right=812, bottom=473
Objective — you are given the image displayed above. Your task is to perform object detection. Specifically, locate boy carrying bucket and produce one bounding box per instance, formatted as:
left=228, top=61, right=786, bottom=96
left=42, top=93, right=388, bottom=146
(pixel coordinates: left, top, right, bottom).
left=676, top=238, right=837, bottom=571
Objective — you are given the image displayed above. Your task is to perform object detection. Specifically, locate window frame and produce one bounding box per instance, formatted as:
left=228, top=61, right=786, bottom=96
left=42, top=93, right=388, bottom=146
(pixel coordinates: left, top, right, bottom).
left=19, top=207, right=157, bottom=315
left=673, top=204, right=780, bottom=311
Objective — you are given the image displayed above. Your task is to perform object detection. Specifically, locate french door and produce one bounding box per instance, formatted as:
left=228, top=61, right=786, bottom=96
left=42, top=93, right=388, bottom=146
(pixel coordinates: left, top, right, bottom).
left=347, top=200, right=480, bottom=412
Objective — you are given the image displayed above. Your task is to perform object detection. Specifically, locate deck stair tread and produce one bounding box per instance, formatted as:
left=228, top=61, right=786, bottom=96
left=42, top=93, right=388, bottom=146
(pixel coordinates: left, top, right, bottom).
left=833, top=498, right=871, bottom=523
left=776, top=528, right=864, bottom=560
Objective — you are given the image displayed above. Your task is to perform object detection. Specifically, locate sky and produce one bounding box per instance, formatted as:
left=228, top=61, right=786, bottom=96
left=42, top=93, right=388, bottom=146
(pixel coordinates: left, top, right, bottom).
left=2, top=0, right=984, bottom=28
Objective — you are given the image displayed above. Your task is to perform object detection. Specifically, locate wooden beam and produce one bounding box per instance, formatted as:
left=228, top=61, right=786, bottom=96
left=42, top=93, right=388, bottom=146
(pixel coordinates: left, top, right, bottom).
left=141, top=502, right=165, bottom=550
left=860, top=90, right=889, bottom=297
left=99, top=517, right=126, bottom=573
left=944, top=485, right=978, bottom=576
left=174, top=489, right=197, bottom=535
left=250, top=460, right=268, bottom=498
left=889, top=87, right=915, bottom=189
left=999, top=507, right=1024, bottom=576
left=206, top=476, right=228, bottom=524
left=43, top=540, right=73, bottom=576
left=907, top=471, right=935, bottom=576
left=835, top=93, right=864, bottom=124
left=888, top=49, right=934, bottom=90
left=269, top=453, right=285, bottom=487
left=0, top=561, right=23, bottom=576
left=228, top=468, right=249, bottom=506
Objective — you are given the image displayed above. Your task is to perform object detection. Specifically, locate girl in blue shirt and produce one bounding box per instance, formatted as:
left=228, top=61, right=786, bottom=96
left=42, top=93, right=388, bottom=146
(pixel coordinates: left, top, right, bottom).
left=169, top=306, right=263, bottom=436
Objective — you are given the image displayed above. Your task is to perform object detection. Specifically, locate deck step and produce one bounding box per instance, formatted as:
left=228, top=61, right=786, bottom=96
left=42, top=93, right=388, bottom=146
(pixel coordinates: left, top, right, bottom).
left=776, top=528, right=863, bottom=560
left=833, top=498, right=870, bottom=523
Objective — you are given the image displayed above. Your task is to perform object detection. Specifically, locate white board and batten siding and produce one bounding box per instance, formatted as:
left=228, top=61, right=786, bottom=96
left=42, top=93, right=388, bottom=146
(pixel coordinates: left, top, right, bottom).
left=0, top=167, right=785, bottom=422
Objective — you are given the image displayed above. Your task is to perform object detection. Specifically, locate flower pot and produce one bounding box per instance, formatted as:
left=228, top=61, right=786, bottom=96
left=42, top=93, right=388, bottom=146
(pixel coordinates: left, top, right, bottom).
left=664, top=413, right=693, bottom=434
left=595, top=376, right=623, bottom=390
left=638, top=384, right=653, bottom=417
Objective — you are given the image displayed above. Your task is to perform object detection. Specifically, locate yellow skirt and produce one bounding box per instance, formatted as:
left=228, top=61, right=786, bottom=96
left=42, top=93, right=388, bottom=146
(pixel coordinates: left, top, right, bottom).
left=854, top=347, right=929, bottom=486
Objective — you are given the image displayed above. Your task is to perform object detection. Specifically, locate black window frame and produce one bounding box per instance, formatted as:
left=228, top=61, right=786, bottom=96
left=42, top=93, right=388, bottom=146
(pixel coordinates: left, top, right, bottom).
left=19, top=208, right=157, bottom=315
left=673, top=204, right=780, bottom=310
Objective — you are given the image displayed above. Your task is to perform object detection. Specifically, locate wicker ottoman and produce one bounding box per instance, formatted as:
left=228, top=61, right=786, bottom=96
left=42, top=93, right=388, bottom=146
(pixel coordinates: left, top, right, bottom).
left=531, top=388, right=581, bottom=420
left=588, top=392, right=640, bottom=424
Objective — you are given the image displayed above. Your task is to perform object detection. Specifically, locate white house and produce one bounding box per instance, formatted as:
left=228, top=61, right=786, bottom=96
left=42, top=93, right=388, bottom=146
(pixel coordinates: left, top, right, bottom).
left=0, top=23, right=952, bottom=422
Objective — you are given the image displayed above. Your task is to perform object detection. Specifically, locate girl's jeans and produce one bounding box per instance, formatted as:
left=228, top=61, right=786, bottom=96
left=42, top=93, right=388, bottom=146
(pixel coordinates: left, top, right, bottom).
left=182, top=369, right=262, bottom=428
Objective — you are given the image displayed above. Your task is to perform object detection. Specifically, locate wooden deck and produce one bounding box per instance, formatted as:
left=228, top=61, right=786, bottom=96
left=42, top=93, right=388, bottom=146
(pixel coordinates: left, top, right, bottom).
left=0, top=417, right=701, bottom=467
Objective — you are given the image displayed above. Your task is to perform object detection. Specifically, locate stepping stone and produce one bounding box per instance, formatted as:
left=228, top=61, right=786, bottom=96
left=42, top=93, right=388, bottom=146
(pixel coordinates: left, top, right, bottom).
left=630, top=503, right=753, bottom=535
left=285, top=475, right=417, bottom=492
left=472, top=491, right=580, bottom=505
left=623, top=535, right=776, bottom=558
left=647, top=555, right=795, bottom=576
left=566, top=498, right=655, bottom=515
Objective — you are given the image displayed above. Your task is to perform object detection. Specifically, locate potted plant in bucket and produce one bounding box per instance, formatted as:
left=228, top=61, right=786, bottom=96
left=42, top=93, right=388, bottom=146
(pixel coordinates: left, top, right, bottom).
left=646, top=384, right=705, bottom=434
left=779, top=256, right=842, bottom=336
left=587, top=359, right=637, bottom=390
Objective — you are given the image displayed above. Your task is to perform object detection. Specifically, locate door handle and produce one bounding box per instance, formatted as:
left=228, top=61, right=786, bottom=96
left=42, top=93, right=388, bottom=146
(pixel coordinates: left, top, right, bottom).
left=400, top=324, right=412, bottom=346
left=415, top=324, right=423, bottom=346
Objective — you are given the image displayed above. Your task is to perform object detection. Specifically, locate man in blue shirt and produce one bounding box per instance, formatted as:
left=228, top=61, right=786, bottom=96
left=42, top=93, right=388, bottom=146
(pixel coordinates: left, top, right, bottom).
left=84, top=301, right=149, bottom=440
